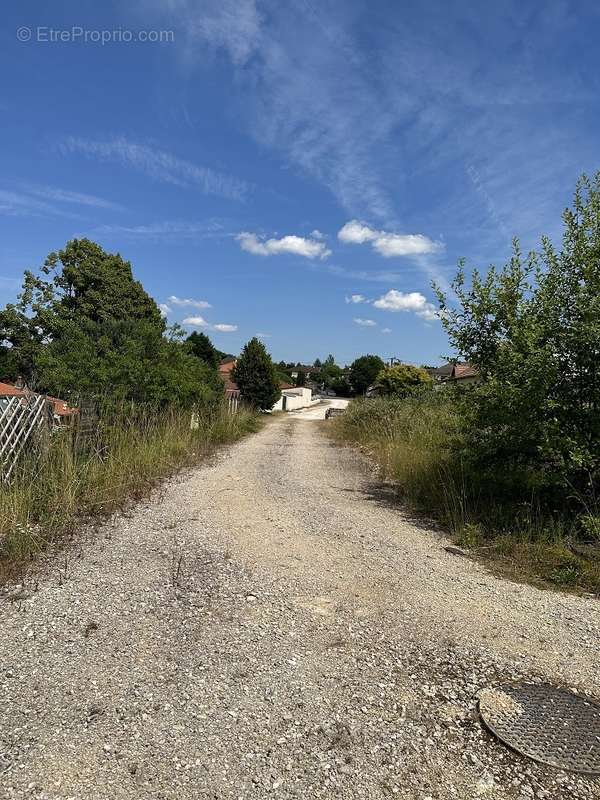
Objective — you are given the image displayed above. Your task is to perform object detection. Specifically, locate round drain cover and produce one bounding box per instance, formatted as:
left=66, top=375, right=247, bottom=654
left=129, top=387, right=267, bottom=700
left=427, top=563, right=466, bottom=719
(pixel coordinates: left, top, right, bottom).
left=479, top=683, right=600, bottom=775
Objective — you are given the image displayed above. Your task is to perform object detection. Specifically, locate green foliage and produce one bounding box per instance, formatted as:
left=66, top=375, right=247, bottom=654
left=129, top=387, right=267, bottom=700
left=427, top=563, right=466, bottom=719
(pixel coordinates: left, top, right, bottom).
left=375, top=363, right=432, bottom=398
left=295, top=369, right=306, bottom=387
left=435, top=172, right=600, bottom=510
left=233, top=337, right=281, bottom=410
left=349, top=354, right=385, bottom=395
left=185, top=331, right=219, bottom=369
left=0, top=239, right=217, bottom=407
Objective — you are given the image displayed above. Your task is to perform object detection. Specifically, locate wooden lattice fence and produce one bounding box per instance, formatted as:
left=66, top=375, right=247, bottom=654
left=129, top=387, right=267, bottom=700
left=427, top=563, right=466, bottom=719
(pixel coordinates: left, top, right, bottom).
left=0, top=393, right=51, bottom=483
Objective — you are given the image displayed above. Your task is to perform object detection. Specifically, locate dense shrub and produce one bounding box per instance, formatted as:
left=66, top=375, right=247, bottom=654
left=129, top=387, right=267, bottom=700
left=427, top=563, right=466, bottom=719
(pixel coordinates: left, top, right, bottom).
left=436, top=173, right=600, bottom=514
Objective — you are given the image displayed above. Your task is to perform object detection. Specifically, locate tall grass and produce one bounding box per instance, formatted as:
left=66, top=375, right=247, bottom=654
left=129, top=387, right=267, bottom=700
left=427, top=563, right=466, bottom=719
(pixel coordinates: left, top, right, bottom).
left=0, top=402, right=261, bottom=581
left=331, top=394, right=600, bottom=594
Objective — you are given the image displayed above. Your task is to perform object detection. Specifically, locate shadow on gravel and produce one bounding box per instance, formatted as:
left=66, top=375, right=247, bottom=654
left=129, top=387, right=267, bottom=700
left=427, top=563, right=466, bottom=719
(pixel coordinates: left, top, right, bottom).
left=337, top=482, right=447, bottom=537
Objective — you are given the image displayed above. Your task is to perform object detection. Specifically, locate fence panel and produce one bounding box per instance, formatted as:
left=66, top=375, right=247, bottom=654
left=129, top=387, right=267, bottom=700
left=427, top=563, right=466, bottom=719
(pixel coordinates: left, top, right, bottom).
left=0, top=394, right=50, bottom=482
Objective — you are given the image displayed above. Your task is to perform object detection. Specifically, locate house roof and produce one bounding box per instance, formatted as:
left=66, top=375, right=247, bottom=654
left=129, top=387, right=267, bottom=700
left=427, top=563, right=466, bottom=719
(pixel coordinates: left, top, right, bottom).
left=47, top=396, right=79, bottom=416
left=0, top=382, right=28, bottom=397
left=0, top=382, right=77, bottom=415
left=219, top=361, right=236, bottom=375
left=280, top=382, right=295, bottom=389
left=451, top=363, right=479, bottom=380
left=426, top=364, right=454, bottom=378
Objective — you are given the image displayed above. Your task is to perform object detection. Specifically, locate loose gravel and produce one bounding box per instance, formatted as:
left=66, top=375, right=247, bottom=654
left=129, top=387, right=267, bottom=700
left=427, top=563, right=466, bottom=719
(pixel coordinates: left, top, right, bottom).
left=1, top=413, right=599, bottom=799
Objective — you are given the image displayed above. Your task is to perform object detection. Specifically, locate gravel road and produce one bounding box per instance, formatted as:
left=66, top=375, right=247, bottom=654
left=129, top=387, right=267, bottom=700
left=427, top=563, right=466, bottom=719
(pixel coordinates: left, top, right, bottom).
left=1, top=411, right=599, bottom=799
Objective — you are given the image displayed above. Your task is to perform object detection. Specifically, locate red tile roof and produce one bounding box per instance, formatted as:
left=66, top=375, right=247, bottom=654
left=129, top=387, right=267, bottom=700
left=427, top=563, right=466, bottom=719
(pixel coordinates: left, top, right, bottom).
left=451, top=363, right=479, bottom=380
left=0, top=382, right=28, bottom=397
left=0, top=383, right=78, bottom=415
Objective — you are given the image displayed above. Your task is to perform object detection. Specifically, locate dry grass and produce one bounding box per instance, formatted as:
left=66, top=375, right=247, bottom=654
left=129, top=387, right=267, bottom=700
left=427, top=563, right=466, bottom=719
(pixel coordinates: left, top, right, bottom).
left=0, top=402, right=261, bottom=582
left=331, top=395, right=600, bottom=595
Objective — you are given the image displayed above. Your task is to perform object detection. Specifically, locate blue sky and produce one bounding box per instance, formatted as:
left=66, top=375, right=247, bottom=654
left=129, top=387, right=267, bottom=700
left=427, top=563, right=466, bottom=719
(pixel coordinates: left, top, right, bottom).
left=1, top=1, right=599, bottom=365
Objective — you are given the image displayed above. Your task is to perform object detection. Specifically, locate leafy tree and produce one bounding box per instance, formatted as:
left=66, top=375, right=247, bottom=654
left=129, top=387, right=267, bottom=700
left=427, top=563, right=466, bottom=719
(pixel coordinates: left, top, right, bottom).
left=329, top=375, right=352, bottom=396
left=232, top=337, right=281, bottom=410
left=185, top=330, right=218, bottom=368
left=375, top=364, right=432, bottom=398
left=313, top=358, right=322, bottom=368
left=319, top=358, right=343, bottom=390
left=435, top=172, right=600, bottom=505
left=0, top=239, right=219, bottom=406
left=349, top=354, right=385, bottom=395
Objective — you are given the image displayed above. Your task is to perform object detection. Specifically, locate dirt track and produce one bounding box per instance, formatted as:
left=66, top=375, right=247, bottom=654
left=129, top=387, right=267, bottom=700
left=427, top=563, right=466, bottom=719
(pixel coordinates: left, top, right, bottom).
left=1, top=412, right=599, bottom=799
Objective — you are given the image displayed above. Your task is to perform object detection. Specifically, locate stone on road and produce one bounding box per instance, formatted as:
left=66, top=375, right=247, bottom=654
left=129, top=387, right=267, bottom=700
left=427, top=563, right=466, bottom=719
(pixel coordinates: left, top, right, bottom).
left=1, top=414, right=599, bottom=799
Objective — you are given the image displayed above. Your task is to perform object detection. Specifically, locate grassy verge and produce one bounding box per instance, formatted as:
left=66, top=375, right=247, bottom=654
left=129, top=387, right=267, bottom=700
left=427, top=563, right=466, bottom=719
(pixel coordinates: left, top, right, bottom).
left=330, top=395, right=600, bottom=595
left=0, top=402, right=261, bottom=583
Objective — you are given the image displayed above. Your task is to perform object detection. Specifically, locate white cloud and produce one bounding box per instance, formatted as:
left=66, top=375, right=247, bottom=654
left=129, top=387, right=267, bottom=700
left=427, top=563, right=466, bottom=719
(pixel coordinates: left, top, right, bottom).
left=213, top=323, right=238, bottom=332
left=373, top=290, right=438, bottom=321
left=60, top=136, right=247, bottom=201
left=182, top=316, right=210, bottom=327
left=236, top=232, right=331, bottom=260
left=353, top=317, right=377, bottom=327
left=168, top=295, right=212, bottom=309
left=182, top=316, right=237, bottom=332
left=345, top=294, right=366, bottom=304
left=158, top=303, right=171, bottom=317
left=338, top=220, right=441, bottom=258
left=256, top=332, right=271, bottom=338
left=338, top=220, right=378, bottom=245
left=310, top=229, right=326, bottom=240
left=381, top=327, right=392, bottom=334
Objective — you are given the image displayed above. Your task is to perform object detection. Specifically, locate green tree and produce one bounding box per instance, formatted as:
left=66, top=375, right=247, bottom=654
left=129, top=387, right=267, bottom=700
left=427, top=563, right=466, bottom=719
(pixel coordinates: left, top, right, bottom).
left=375, top=364, right=432, bottom=397
left=233, top=337, right=281, bottom=410
left=349, top=354, right=385, bottom=395
left=185, top=330, right=218, bottom=368
left=435, top=172, right=600, bottom=504
left=0, top=239, right=218, bottom=406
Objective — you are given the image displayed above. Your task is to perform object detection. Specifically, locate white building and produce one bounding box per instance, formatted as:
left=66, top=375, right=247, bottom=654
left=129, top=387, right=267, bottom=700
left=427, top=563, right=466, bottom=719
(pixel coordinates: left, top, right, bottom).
left=272, top=387, right=319, bottom=412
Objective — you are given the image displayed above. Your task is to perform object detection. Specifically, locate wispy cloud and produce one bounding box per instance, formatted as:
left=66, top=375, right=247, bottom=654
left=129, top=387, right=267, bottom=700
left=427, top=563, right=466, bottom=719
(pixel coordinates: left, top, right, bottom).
left=213, top=323, right=238, bottom=332
left=0, top=189, right=83, bottom=219
left=92, top=219, right=226, bottom=241
left=345, top=293, right=367, bottom=304
left=60, top=136, right=247, bottom=201
left=338, top=220, right=442, bottom=258
left=158, top=303, right=171, bottom=317
left=237, top=231, right=331, bottom=260
left=168, top=295, right=212, bottom=309
left=23, top=184, right=124, bottom=212
left=373, top=289, right=438, bottom=321
left=381, top=327, right=392, bottom=334
left=353, top=317, right=377, bottom=327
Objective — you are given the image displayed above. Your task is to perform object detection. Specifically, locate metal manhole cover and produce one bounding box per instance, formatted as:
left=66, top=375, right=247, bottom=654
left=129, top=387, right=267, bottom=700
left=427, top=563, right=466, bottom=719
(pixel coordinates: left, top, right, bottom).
left=479, top=683, right=600, bottom=774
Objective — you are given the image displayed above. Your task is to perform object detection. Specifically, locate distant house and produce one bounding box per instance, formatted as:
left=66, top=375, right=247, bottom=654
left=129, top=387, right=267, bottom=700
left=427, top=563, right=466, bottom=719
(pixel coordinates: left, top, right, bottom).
left=424, top=362, right=480, bottom=385
left=449, top=363, right=480, bottom=384
left=425, top=364, right=454, bottom=382
left=272, top=386, right=318, bottom=412
left=290, top=365, right=320, bottom=381
left=218, top=358, right=241, bottom=408
left=0, top=381, right=78, bottom=427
